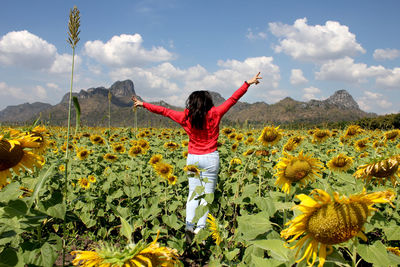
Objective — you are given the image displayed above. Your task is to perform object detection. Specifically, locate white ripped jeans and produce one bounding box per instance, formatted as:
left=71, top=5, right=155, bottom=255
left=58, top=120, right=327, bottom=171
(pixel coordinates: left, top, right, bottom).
left=185, top=150, right=219, bottom=232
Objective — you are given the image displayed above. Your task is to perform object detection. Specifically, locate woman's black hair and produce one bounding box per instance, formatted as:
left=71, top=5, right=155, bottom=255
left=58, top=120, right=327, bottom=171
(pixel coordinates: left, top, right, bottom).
left=185, top=91, right=214, bottom=130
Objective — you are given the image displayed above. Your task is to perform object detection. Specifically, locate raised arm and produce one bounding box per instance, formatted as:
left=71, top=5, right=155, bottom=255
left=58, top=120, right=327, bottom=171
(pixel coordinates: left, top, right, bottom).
left=132, top=95, right=186, bottom=124
left=216, top=72, right=262, bottom=116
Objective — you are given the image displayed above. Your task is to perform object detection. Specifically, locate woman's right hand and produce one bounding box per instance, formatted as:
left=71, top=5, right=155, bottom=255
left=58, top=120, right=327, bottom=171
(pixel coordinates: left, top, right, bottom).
left=131, top=95, right=143, bottom=108
left=247, top=72, right=262, bottom=85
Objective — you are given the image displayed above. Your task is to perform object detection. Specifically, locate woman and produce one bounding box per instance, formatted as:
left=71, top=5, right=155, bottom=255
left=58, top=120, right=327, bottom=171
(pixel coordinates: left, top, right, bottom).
left=132, top=72, right=262, bottom=237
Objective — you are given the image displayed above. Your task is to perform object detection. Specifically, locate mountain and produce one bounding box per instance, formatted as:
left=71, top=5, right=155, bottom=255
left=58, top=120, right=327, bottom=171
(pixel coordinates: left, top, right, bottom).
left=0, top=102, right=52, bottom=122
left=0, top=80, right=376, bottom=127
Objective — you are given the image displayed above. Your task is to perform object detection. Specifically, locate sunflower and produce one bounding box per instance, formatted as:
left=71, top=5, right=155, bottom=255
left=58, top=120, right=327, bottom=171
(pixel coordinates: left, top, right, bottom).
left=327, top=153, right=353, bottom=172
left=58, top=164, right=65, bottom=172
left=61, top=142, right=74, bottom=152
left=207, top=214, right=221, bottom=246
left=81, top=132, right=90, bottom=138
left=244, top=136, right=255, bottom=145
left=221, top=127, right=234, bottom=136
left=90, top=135, right=105, bottom=145
left=0, top=136, right=45, bottom=186
left=384, top=129, right=400, bottom=142
left=182, top=151, right=188, bottom=158
left=103, top=153, right=118, bottom=163
left=149, top=154, right=163, bottom=166
left=354, top=155, right=400, bottom=186
left=183, top=164, right=200, bottom=177
left=71, top=230, right=180, bottom=267
left=243, top=149, right=255, bottom=157
left=359, top=152, right=369, bottom=158
left=138, top=139, right=150, bottom=151
left=354, top=138, right=369, bottom=151
left=30, top=125, right=50, bottom=154
left=387, top=247, right=400, bottom=256
left=344, top=125, right=363, bottom=139
left=154, top=162, right=173, bottom=179
left=128, top=146, right=143, bottom=157
left=235, top=133, right=244, bottom=142
left=258, top=126, right=283, bottom=147
left=181, top=140, right=189, bottom=147
left=163, top=141, right=179, bottom=151
left=77, top=149, right=90, bottom=160
left=130, top=140, right=138, bottom=146
left=326, top=149, right=336, bottom=155
left=78, top=177, right=90, bottom=189
left=137, top=131, right=147, bottom=138
left=88, top=175, right=96, bottom=183
left=231, top=142, right=239, bottom=152
left=230, top=158, right=242, bottom=165
left=113, top=143, right=126, bottom=154
left=19, top=186, right=33, bottom=198
left=281, top=188, right=395, bottom=267
left=284, top=136, right=304, bottom=152
left=228, top=132, right=237, bottom=140
left=312, top=129, right=331, bottom=143
left=167, top=174, right=177, bottom=185
left=255, top=149, right=269, bottom=156
left=274, top=151, right=324, bottom=194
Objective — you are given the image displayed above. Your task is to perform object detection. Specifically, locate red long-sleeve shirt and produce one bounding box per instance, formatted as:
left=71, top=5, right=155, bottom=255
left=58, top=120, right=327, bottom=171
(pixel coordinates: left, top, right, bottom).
left=143, top=82, right=250, bottom=154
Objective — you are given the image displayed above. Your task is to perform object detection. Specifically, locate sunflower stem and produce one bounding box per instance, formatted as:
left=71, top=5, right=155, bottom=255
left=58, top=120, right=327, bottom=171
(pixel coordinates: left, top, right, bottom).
left=134, top=107, right=137, bottom=138
left=352, top=238, right=358, bottom=267
left=283, top=193, right=288, bottom=225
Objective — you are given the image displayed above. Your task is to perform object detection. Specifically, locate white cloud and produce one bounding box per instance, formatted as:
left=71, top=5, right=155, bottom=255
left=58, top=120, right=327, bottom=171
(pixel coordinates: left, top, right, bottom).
left=302, top=86, right=321, bottom=100
left=49, top=53, right=81, bottom=74
left=357, top=90, right=393, bottom=113
left=290, top=69, right=308, bottom=85
left=262, top=89, right=288, bottom=103
left=269, top=18, right=365, bottom=62
left=246, top=28, right=267, bottom=40
left=373, top=48, right=400, bottom=61
left=84, top=33, right=173, bottom=67
left=0, top=82, right=49, bottom=106
left=376, top=68, right=400, bottom=89
left=33, top=85, right=48, bottom=100
left=0, top=30, right=57, bottom=69
left=109, top=57, right=280, bottom=106
left=315, top=57, right=388, bottom=83
left=0, top=30, right=78, bottom=74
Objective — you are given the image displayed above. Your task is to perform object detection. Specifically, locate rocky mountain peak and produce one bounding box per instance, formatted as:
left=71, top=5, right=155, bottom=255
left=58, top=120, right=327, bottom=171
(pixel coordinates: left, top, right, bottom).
left=325, top=90, right=359, bottom=110
left=110, top=80, right=135, bottom=97
left=209, top=91, right=226, bottom=106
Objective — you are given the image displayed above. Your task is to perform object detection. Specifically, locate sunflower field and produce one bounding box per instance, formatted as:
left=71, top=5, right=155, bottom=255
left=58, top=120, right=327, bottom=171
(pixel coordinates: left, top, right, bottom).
left=1, top=124, right=400, bottom=267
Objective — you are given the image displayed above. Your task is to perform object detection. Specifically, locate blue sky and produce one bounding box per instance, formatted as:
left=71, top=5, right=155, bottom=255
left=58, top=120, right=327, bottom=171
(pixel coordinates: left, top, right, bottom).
left=0, top=0, right=399, bottom=115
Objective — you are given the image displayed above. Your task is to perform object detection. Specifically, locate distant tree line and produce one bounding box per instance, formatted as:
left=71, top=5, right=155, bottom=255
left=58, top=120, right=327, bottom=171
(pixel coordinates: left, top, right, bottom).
left=355, top=113, right=400, bottom=130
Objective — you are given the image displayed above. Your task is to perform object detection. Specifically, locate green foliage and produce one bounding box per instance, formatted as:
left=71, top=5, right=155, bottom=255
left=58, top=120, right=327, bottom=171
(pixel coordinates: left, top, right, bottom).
left=0, top=125, right=399, bottom=266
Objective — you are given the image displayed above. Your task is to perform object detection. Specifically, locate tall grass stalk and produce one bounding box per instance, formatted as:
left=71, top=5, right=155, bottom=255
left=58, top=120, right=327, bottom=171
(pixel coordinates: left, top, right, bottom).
left=63, top=6, right=80, bottom=267
left=108, top=90, right=112, bottom=139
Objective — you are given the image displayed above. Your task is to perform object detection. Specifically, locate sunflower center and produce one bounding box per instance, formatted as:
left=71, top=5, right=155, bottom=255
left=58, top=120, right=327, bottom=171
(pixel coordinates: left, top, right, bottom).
left=307, top=202, right=368, bottom=245
left=284, top=159, right=311, bottom=182
left=334, top=157, right=347, bottom=167
left=31, top=132, right=44, bottom=144
left=370, top=161, right=398, bottom=178
left=159, top=166, right=170, bottom=174
left=262, top=130, right=278, bottom=142
left=0, top=140, right=24, bottom=171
